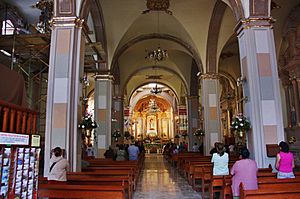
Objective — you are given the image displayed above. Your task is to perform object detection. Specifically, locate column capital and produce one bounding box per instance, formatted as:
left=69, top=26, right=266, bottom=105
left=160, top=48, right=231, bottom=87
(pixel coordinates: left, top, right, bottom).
left=199, top=73, right=220, bottom=80
left=235, top=17, right=275, bottom=34
left=51, top=17, right=84, bottom=27
left=94, top=74, right=114, bottom=81
left=112, top=96, right=125, bottom=100
left=186, top=95, right=199, bottom=100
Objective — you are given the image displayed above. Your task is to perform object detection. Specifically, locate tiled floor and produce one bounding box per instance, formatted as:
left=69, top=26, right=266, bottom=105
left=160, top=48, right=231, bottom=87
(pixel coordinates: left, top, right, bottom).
left=133, top=154, right=202, bottom=199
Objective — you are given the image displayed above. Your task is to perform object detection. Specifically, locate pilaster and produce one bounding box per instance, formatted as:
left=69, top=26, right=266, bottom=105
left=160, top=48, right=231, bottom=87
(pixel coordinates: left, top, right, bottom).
left=201, top=74, right=221, bottom=155
left=236, top=17, right=285, bottom=168
left=44, top=0, right=84, bottom=175
left=94, top=74, right=113, bottom=157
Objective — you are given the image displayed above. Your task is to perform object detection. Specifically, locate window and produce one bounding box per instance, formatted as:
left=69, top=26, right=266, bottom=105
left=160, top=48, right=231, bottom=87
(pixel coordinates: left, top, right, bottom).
left=2, top=20, right=14, bottom=35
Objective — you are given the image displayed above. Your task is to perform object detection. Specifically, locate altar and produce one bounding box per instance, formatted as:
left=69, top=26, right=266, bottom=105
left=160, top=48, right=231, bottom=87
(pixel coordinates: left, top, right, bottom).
left=145, top=142, right=162, bottom=154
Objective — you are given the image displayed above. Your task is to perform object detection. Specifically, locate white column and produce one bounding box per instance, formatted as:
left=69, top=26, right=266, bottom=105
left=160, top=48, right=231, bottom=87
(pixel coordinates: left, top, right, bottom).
left=94, top=75, right=113, bottom=157
left=201, top=75, right=222, bottom=155
left=236, top=18, right=285, bottom=168
left=44, top=2, right=84, bottom=175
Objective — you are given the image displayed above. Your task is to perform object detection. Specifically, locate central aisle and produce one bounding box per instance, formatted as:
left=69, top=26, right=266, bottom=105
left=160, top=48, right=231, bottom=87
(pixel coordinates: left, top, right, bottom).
left=133, top=154, right=202, bottom=199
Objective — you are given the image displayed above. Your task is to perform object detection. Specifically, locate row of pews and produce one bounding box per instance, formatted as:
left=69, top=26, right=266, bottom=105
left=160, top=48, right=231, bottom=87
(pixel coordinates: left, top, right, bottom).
left=167, top=152, right=300, bottom=199
left=38, top=154, right=145, bottom=199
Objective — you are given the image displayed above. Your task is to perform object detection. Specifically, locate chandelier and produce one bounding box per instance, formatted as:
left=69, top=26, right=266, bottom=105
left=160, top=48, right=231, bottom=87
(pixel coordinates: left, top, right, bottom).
left=145, top=9, right=168, bottom=62
left=148, top=99, right=160, bottom=113
left=150, top=84, right=162, bottom=94
left=32, top=0, right=54, bottom=33
left=146, top=47, right=168, bottom=62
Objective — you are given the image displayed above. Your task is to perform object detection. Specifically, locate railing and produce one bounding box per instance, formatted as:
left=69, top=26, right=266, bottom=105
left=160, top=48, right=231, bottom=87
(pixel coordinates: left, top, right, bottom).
left=0, top=100, right=38, bottom=134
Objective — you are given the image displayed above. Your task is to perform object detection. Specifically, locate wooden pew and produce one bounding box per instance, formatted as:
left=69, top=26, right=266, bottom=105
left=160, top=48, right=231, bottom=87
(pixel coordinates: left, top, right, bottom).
left=223, top=172, right=300, bottom=199
left=38, top=184, right=126, bottom=199
left=67, top=175, right=133, bottom=199
left=239, top=182, right=300, bottom=199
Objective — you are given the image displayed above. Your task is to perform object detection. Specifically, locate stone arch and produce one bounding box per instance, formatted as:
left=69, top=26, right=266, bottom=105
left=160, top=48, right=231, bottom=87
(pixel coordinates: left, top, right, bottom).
left=206, top=1, right=227, bottom=73
left=129, top=85, right=178, bottom=114
left=122, top=65, right=189, bottom=97
left=79, top=0, right=107, bottom=61
left=223, top=0, right=244, bottom=21
left=111, top=33, right=203, bottom=84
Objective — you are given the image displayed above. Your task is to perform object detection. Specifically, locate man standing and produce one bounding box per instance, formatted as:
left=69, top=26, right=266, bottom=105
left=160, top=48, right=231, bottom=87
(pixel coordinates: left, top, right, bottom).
left=128, top=141, right=140, bottom=160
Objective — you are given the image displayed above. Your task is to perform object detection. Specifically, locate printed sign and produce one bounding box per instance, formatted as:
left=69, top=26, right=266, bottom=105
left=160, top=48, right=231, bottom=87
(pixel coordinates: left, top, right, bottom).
left=0, top=132, right=29, bottom=145
left=31, top=135, right=41, bottom=147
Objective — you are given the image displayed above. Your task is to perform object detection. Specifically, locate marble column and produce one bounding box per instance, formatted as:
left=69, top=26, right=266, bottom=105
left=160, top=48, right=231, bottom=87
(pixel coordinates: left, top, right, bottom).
left=236, top=18, right=285, bottom=168
left=44, top=0, right=84, bottom=175
left=187, top=96, right=200, bottom=151
left=291, top=78, right=300, bottom=126
left=201, top=74, right=221, bottom=155
left=94, top=74, right=113, bottom=157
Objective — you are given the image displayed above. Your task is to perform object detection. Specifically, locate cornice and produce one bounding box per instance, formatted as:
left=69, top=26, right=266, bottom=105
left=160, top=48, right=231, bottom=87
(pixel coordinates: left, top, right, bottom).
left=51, top=17, right=84, bottom=27
left=235, top=17, right=274, bottom=34
left=199, top=73, right=220, bottom=80
left=94, top=74, right=114, bottom=81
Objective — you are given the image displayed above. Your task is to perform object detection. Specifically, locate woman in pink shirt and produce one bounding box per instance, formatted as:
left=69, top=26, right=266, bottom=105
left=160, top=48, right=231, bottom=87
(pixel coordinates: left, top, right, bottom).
left=275, top=141, right=295, bottom=179
left=231, top=148, right=258, bottom=198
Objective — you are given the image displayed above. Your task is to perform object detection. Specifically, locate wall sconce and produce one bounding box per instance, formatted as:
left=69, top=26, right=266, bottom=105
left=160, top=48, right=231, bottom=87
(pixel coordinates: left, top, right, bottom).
left=237, top=76, right=246, bottom=86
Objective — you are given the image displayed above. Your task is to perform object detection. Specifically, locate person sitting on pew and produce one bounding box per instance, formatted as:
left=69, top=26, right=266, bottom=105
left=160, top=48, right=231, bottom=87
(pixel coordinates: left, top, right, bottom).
left=211, top=142, right=229, bottom=175
left=210, top=142, right=218, bottom=155
left=116, top=144, right=128, bottom=161
left=192, top=143, right=199, bottom=152
left=48, top=147, right=69, bottom=184
left=104, top=146, right=115, bottom=159
left=275, top=141, right=295, bottom=179
left=231, top=148, right=258, bottom=199
left=128, top=141, right=140, bottom=160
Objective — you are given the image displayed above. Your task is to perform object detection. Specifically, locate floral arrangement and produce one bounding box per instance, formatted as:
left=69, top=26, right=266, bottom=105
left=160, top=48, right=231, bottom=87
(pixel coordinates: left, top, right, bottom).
left=181, top=132, right=188, bottom=138
left=124, top=131, right=131, bottom=140
left=78, top=114, right=97, bottom=130
left=112, top=130, right=121, bottom=142
left=194, top=129, right=205, bottom=137
left=231, top=113, right=251, bottom=132
left=112, top=130, right=121, bottom=138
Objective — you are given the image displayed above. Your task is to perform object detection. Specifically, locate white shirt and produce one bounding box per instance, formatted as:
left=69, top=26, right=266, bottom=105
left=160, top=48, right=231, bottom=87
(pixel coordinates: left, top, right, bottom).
left=192, top=145, right=199, bottom=152
left=48, top=156, right=69, bottom=181
left=86, top=147, right=95, bottom=156
left=211, top=152, right=229, bottom=175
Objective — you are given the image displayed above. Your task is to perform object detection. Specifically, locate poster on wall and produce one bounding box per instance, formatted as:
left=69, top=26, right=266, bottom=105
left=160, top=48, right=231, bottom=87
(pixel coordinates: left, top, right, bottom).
left=0, top=132, right=29, bottom=145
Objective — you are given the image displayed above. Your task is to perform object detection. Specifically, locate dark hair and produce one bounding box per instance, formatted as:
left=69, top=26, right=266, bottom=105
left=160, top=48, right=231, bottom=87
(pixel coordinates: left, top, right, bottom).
left=279, top=141, right=289, bottom=153
left=53, top=147, right=62, bottom=157
left=216, top=143, right=225, bottom=156
left=240, top=148, right=250, bottom=159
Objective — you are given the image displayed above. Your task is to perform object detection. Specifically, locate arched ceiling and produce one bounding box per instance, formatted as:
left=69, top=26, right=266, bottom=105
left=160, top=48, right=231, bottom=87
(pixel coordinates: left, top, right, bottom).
left=133, top=95, right=171, bottom=113
left=5, top=0, right=300, bottom=105
left=125, top=66, right=185, bottom=100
